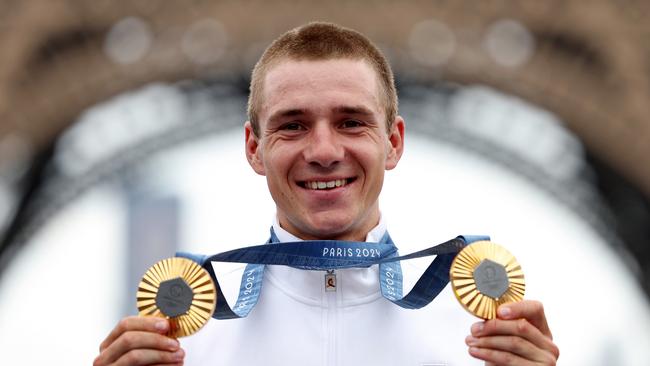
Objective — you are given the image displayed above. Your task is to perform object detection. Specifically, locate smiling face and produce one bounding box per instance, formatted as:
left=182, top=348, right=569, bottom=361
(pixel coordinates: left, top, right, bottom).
left=245, top=58, right=404, bottom=241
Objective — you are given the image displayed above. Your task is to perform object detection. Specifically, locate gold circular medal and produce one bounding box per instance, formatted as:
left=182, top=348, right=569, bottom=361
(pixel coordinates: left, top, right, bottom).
left=450, top=241, right=525, bottom=319
left=137, top=257, right=217, bottom=338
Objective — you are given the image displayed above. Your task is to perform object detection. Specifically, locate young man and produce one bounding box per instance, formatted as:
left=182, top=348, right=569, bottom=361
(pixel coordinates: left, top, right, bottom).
left=95, top=22, right=559, bottom=366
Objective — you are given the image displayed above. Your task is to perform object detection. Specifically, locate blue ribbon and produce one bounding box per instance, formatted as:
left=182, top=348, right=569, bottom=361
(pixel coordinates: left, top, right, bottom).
left=177, top=229, right=489, bottom=319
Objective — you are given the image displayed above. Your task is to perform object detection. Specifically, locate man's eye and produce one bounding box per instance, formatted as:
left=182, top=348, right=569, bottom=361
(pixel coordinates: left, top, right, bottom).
left=341, top=120, right=363, bottom=128
left=282, top=123, right=304, bottom=131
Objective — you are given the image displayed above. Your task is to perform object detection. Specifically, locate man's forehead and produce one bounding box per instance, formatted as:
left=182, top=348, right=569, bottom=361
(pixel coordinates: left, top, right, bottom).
left=259, top=58, right=382, bottom=116
left=265, top=57, right=376, bottom=84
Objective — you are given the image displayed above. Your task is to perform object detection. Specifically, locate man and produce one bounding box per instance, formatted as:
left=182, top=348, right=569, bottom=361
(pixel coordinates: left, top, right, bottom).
left=94, top=22, right=559, bottom=366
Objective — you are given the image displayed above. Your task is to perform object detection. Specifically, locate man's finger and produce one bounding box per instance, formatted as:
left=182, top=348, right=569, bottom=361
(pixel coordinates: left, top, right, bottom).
left=112, top=348, right=184, bottom=366
left=99, top=316, right=169, bottom=352
left=466, top=335, right=555, bottom=363
left=471, top=318, right=558, bottom=357
left=468, top=346, right=535, bottom=366
left=98, top=331, right=180, bottom=365
left=497, top=300, right=552, bottom=339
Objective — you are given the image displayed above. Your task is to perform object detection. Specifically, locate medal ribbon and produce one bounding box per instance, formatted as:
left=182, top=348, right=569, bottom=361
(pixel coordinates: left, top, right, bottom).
left=177, top=229, right=488, bottom=319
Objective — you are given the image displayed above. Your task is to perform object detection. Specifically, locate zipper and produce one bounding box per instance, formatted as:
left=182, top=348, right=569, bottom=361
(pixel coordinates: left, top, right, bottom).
left=325, top=269, right=337, bottom=292
left=325, top=269, right=337, bottom=366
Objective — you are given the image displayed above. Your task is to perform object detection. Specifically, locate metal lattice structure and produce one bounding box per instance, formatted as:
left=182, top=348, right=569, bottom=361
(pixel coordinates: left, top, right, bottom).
left=1, top=0, right=649, bottom=197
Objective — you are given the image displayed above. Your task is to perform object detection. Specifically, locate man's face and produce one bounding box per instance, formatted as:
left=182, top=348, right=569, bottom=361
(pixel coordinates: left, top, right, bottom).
left=245, top=58, right=404, bottom=241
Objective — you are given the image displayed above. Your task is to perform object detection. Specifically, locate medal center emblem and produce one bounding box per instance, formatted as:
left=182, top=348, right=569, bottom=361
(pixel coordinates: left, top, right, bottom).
left=155, top=277, right=194, bottom=317
left=473, top=259, right=509, bottom=299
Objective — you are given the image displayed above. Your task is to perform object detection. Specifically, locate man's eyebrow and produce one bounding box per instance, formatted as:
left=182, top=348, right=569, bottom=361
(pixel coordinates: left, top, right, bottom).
left=268, top=108, right=307, bottom=122
left=333, top=105, right=374, bottom=116
left=267, top=106, right=374, bottom=123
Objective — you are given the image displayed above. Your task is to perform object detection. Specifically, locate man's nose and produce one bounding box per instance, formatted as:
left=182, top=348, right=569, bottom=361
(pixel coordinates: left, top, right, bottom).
left=303, top=123, right=344, bottom=168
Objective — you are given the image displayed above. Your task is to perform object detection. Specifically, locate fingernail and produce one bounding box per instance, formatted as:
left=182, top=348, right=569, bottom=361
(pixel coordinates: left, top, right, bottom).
left=167, top=338, right=179, bottom=350
left=172, top=349, right=185, bottom=361
left=471, top=322, right=484, bottom=335
left=155, top=320, right=168, bottom=331
left=498, top=306, right=512, bottom=318
left=465, top=336, right=478, bottom=346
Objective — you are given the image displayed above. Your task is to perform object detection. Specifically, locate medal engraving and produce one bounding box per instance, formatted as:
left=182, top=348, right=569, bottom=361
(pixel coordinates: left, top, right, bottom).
left=155, top=277, right=193, bottom=317
left=473, top=259, right=509, bottom=299
left=450, top=241, right=525, bottom=319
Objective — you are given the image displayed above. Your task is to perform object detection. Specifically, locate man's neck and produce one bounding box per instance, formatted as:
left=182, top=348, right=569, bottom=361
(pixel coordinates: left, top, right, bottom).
left=272, top=215, right=386, bottom=243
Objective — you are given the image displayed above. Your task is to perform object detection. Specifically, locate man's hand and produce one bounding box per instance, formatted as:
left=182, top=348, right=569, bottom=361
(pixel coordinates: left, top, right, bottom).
left=465, top=300, right=559, bottom=366
left=93, top=316, right=185, bottom=366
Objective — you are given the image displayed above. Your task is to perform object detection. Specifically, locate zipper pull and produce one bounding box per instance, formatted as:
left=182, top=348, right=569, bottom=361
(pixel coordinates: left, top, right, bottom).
left=325, top=270, right=337, bottom=292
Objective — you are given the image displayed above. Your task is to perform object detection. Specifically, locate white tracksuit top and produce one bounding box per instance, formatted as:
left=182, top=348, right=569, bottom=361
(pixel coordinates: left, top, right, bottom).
left=181, top=220, right=482, bottom=366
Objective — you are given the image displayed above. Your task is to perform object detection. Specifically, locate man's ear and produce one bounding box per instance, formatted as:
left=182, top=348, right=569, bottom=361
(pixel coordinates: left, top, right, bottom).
left=385, top=116, right=405, bottom=170
left=245, top=121, right=266, bottom=176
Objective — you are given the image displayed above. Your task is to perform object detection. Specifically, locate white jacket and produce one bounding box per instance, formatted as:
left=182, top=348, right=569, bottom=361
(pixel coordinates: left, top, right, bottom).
left=181, top=222, right=481, bottom=366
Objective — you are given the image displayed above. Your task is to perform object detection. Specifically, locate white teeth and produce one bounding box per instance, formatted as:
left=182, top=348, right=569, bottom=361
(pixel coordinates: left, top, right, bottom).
left=304, top=179, right=348, bottom=190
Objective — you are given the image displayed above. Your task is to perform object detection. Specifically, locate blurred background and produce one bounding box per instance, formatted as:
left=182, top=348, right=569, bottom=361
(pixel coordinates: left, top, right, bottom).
left=0, top=0, right=649, bottom=365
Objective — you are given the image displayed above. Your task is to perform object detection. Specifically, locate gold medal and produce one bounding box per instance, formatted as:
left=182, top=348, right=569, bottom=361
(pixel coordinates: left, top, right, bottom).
left=450, top=241, right=525, bottom=319
left=137, top=257, right=217, bottom=338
